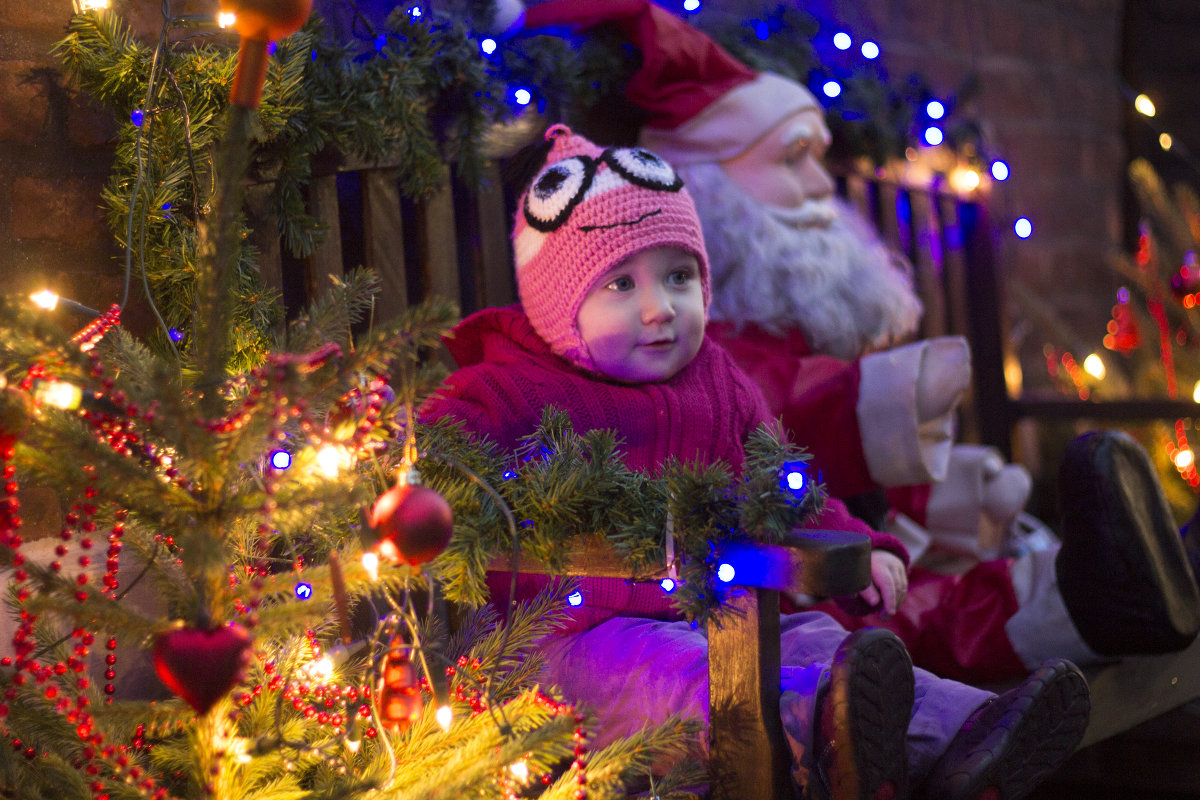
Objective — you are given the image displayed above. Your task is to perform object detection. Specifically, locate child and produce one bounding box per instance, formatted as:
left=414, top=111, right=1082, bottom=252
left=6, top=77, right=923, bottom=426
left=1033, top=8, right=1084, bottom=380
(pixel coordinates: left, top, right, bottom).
left=422, top=124, right=1090, bottom=800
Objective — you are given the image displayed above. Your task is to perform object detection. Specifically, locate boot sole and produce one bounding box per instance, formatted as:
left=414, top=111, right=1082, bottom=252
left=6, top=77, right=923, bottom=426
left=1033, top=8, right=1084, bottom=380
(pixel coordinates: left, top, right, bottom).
left=926, top=659, right=1090, bottom=800
left=827, top=628, right=913, bottom=800
left=1058, top=430, right=1200, bottom=654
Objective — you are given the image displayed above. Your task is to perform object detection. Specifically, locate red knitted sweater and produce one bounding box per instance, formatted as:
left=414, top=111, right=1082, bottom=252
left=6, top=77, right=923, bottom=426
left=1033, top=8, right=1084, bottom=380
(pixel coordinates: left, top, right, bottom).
left=422, top=306, right=907, bottom=628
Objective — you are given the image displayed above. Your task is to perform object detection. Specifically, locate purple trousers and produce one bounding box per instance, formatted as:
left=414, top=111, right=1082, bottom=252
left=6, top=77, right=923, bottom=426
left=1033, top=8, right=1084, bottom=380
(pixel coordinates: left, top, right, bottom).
left=537, top=610, right=992, bottom=790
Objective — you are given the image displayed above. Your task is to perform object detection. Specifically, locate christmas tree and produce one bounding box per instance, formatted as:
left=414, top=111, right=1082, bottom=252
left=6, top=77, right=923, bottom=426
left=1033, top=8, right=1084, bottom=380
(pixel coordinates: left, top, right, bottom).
left=0, top=3, right=827, bottom=798
left=1024, top=157, right=1200, bottom=520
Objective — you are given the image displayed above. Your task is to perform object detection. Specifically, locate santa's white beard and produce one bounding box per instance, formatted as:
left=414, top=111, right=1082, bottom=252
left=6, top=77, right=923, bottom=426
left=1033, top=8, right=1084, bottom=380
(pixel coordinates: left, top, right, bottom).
left=678, top=162, right=923, bottom=361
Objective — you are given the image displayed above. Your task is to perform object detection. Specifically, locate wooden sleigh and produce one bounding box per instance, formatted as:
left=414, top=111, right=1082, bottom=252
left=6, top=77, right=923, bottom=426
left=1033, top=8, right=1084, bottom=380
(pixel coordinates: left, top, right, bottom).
left=248, top=151, right=1200, bottom=798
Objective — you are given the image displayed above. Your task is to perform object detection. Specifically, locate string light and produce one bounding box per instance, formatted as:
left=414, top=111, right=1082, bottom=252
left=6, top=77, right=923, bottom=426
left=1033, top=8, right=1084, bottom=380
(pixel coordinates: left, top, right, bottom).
left=315, top=445, right=352, bottom=478
left=270, top=450, right=292, bottom=469
left=861, top=41, right=879, bottom=59
left=33, top=381, right=83, bottom=410
left=29, top=290, right=102, bottom=318
left=79, top=0, right=109, bottom=9
left=659, top=578, right=676, bottom=593
left=435, top=705, right=453, bottom=731
left=512, top=87, right=532, bottom=106
left=361, top=552, right=380, bottom=582
left=926, top=100, right=945, bottom=120
left=1014, top=218, right=1033, bottom=239
left=217, top=11, right=235, bottom=28
left=480, top=37, right=497, bottom=55
left=510, top=759, right=530, bottom=782
left=991, top=161, right=1010, bottom=181
left=566, top=591, right=583, bottom=607
left=682, top=0, right=701, bottom=11
left=717, top=563, right=735, bottom=583
left=1083, top=353, right=1105, bottom=379
left=1134, top=93, right=1156, bottom=117
left=822, top=80, right=841, bottom=99
left=923, top=126, right=944, bottom=146
left=832, top=32, right=852, bottom=50
left=1160, top=133, right=1173, bottom=151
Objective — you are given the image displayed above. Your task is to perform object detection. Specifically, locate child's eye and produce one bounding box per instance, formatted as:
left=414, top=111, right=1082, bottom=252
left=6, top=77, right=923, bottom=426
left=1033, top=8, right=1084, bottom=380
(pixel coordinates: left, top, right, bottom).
left=667, top=269, right=694, bottom=286
left=606, top=276, right=634, bottom=292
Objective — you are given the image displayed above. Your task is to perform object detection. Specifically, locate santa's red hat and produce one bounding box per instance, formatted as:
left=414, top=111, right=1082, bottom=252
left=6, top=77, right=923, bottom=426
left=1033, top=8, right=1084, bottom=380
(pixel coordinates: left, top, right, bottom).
left=522, top=0, right=820, bottom=165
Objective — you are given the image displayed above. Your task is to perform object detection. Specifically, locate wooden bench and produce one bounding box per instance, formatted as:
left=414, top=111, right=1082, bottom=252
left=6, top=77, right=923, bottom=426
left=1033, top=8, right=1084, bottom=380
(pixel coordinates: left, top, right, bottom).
left=247, top=150, right=1200, bottom=794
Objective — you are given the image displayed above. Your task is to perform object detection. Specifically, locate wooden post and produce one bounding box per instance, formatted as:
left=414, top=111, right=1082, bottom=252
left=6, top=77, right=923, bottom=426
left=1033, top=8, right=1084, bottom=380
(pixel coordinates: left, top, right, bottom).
left=708, top=587, right=791, bottom=800
left=476, top=163, right=516, bottom=308
left=910, top=189, right=947, bottom=338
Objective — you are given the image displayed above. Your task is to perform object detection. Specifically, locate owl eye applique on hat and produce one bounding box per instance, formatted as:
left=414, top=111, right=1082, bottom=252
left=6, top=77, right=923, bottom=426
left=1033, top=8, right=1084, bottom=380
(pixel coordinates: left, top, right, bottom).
left=524, top=156, right=597, bottom=232
left=522, top=147, right=683, bottom=233
left=602, top=148, right=683, bottom=192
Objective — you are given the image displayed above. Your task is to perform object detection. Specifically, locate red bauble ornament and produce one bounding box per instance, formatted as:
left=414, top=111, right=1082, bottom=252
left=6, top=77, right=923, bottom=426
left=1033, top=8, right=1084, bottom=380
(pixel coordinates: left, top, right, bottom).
left=153, top=623, right=253, bottom=714
left=376, top=635, right=421, bottom=733
left=368, top=480, right=454, bottom=566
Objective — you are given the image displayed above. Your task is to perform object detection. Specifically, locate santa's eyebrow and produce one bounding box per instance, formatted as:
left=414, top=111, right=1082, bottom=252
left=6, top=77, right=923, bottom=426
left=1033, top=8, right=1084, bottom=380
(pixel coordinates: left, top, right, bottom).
left=781, top=118, right=832, bottom=149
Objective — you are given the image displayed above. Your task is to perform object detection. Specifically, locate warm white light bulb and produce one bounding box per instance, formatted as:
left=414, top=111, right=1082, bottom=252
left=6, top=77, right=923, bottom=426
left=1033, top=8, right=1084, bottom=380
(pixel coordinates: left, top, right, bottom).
left=315, top=445, right=351, bottom=478
left=34, top=381, right=83, bottom=410
left=1192, top=380, right=1200, bottom=404
left=1134, top=94, right=1156, bottom=117
left=1160, top=133, right=1173, bottom=151
left=1083, top=353, right=1105, bottom=379
left=217, top=11, right=236, bottom=28
left=361, top=552, right=380, bottom=582
left=1175, top=449, right=1194, bottom=470
left=80, top=0, right=110, bottom=9
left=30, top=290, right=59, bottom=310
left=436, top=705, right=453, bottom=731
left=509, top=759, right=530, bottom=782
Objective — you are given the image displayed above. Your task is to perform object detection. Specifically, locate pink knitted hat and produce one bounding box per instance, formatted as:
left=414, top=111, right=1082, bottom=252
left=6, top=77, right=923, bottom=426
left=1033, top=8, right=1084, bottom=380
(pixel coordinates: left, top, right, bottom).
left=514, top=124, right=709, bottom=370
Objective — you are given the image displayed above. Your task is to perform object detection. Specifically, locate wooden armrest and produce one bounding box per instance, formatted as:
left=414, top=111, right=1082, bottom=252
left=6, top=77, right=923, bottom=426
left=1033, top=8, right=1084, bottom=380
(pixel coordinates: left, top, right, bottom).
left=487, top=529, right=871, bottom=597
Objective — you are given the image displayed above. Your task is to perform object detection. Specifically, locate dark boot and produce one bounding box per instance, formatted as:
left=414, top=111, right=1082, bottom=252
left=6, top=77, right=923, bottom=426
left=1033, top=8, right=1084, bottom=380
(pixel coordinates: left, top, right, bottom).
left=923, top=658, right=1090, bottom=800
left=812, top=627, right=913, bottom=800
left=1057, top=429, right=1200, bottom=655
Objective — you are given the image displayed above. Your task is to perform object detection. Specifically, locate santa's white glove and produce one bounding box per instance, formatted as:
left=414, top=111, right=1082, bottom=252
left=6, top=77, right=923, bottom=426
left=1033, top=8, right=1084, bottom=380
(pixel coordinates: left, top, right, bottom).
left=858, top=336, right=971, bottom=486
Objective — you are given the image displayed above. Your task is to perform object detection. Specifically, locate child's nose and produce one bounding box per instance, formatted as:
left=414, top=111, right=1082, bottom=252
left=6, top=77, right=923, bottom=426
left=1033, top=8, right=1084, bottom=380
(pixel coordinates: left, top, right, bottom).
left=641, top=287, right=676, bottom=324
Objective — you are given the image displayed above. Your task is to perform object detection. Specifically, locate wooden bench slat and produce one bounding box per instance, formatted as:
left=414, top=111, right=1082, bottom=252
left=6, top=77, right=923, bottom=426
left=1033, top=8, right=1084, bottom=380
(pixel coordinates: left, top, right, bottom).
left=489, top=529, right=870, bottom=597
left=362, top=168, right=409, bottom=320
left=306, top=174, right=344, bottom=298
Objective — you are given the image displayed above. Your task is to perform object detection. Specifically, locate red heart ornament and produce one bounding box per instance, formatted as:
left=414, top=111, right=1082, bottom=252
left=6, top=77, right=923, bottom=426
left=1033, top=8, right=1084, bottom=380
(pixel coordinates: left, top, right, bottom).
left=153, top=623, right=253, bottom=714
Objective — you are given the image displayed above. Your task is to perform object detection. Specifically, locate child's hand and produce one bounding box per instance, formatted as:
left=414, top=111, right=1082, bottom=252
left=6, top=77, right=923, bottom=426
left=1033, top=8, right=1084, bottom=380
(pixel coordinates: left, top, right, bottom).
left=857, top=550, right=908, bottom=619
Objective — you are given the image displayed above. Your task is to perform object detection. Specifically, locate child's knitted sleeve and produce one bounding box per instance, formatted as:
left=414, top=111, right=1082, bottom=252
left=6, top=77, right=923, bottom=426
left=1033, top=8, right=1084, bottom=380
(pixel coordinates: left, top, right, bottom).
left=420, top=365, right=529, bottom=453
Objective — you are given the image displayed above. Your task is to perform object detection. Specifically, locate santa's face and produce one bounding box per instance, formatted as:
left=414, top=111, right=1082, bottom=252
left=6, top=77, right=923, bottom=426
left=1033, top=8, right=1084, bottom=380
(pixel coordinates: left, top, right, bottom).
left=718, top=108, right=837, bottom=225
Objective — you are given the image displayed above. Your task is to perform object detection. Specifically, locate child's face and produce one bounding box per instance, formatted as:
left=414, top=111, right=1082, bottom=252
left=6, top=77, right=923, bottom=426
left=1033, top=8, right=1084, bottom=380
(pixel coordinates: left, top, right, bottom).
left=576, top=246, right=705, bottom=383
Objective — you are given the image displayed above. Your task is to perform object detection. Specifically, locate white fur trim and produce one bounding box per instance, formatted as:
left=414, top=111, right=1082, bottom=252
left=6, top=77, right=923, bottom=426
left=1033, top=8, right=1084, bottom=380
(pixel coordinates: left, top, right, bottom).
left=640, top=73, right=819, bottom=166
left=1006, top=547, right=1105, bottom=669
left=857, top=341, right=955, bottom=486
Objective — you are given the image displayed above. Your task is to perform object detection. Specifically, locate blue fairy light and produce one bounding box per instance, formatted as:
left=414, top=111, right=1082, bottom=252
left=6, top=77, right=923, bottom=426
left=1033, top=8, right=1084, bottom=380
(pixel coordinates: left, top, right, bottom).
left=754, top=20, right=769, bottom=40
left=267, top=41, right=277, bottom=56
left=924, top=126, right=944, bottom=146
left=1014, top=218, right=1033, bottom=239
left=410, top=5, right=422, bottom=17
left=131, top=109, right=144, bottom=127
left=270, top=450, right=292, bottom=470
left=861, top=41, right=880, bottom=59
left=502, top=470, right=517, bottom=480
left=513, top=87, right=532, bottom=106
left=660, top=578, right=677, bottom=593
left=567, top=591, right=584, bottom=607
left=822, top=80, right=841, bottom=99
left=294, top=582, right=313, bottom=600
left=991, top=160, right=1010, bottom=181
left=480, top=37, right=497, bottom=55
left=717, top=563, right=736, bottom=583
left=780, top=461, right=810, bottom=498
left=374, top=34, right=387, bottom=51
left=683, top=0, right=700, bottom=11
left=168, top=328, right=184, bottom=342
left=833, top=32, right=852, bottom=50
left=926, top=100, right=945, bottom=120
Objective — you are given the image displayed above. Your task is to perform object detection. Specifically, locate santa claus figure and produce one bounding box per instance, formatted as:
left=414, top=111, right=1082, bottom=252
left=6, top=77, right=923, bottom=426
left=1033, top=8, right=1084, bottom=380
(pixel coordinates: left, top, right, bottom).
left=522, top=0, right=1200, bottom=682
